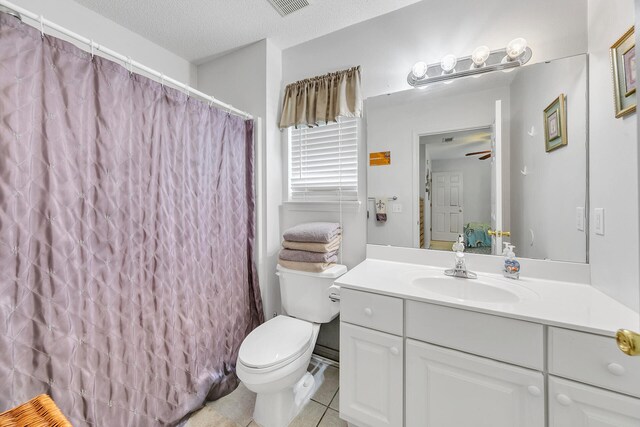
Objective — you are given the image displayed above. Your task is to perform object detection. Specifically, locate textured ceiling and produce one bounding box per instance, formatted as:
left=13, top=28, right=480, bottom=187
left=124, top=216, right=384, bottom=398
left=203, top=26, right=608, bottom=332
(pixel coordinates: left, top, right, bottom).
left=72, top=0, right=423, bottom=63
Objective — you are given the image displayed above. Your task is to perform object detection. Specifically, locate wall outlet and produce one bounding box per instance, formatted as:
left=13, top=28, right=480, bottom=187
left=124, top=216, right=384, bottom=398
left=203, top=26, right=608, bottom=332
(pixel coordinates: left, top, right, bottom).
left=576, top=207, right=585, bottom=231
left=392, top=203, right=402, bottom=213
left=594, top=208, right=605, bottom=236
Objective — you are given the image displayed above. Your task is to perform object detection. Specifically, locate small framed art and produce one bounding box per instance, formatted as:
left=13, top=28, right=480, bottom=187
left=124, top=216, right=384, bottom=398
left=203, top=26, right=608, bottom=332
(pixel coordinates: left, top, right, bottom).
left=543, top=94, right=567, bottom=153
left=611, top=26, right=637, bottom=118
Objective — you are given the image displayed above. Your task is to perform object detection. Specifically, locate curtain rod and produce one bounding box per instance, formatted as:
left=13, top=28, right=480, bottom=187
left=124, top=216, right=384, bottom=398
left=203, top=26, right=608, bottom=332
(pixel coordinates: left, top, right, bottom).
left=0, top=0, right=253, bottom=120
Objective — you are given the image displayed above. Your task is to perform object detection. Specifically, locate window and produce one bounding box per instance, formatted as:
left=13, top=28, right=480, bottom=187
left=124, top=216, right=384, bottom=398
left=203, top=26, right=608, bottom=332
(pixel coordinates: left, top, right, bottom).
left=288, top=117, right=359, bottom=202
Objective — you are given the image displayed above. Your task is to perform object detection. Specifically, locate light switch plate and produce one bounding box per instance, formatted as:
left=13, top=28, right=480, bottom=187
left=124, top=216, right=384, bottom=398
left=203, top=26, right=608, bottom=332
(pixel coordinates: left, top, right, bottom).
left=576, top=207, right=584, bottom=231
left=392, top=203, right=402, bottom=213
left=594, top=208, right=605, bottom=235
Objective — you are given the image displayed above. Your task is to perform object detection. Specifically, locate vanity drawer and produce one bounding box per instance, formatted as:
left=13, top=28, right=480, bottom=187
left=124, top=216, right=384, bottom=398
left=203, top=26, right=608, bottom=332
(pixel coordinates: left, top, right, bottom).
left=340, top=288, right=403, bottom=335
left=548, top=327, right=640, bottom=398
left=406, top=301, right=544, bottom=370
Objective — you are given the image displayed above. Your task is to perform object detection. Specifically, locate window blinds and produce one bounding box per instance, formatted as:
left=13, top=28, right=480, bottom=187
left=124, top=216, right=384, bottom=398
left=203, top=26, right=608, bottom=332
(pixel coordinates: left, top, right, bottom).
left=289, top=117, right=359, bottom=201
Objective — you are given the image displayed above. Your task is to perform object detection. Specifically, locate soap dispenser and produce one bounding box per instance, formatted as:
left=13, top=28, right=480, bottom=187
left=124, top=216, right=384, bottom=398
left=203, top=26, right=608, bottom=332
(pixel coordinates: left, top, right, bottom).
left=503, top=243, right=520, bottom=280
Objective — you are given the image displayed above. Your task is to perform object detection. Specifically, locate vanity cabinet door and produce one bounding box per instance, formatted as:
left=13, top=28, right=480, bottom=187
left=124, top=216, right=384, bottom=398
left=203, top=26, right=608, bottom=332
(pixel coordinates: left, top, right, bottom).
left=549, top=377, right=640, bottom=427
left=340, top=322, right=403, bottom=427
left=406, top=339, right=544, bottom=427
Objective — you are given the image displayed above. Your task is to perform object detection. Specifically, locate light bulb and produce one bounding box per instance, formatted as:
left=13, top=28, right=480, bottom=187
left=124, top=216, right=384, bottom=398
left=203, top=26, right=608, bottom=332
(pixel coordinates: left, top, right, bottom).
left=411, top=61, right=428, bottom=79
left=471, top=45, right=490, bottom=67
left=440, top=54, right=457, bottom=73
left=506, top=38, right=527, bottom=60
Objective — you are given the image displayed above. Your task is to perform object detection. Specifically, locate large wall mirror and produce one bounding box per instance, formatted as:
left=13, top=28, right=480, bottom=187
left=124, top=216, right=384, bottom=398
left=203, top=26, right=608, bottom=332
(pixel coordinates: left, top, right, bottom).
left=366, top=54, right=588, bottom=263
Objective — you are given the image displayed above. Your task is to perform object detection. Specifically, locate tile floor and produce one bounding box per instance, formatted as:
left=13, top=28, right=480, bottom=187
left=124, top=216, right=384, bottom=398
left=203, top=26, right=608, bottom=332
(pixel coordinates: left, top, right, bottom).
left=187, top=358, right=345, bottom=427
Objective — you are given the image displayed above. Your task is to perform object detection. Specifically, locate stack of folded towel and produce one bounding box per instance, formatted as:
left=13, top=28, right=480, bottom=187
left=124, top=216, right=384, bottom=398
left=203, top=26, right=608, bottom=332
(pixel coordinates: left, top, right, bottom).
left=279, top=222, right=342, bottom=273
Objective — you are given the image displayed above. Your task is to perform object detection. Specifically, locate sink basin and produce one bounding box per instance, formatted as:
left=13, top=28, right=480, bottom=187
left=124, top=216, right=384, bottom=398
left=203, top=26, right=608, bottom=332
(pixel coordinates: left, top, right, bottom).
left=410, top=277, right=524, bottom=303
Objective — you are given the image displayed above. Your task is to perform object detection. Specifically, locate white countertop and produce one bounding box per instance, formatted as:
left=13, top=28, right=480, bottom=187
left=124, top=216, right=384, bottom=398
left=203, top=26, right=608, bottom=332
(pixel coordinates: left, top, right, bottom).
left=335, top=258, right=640, bottom=337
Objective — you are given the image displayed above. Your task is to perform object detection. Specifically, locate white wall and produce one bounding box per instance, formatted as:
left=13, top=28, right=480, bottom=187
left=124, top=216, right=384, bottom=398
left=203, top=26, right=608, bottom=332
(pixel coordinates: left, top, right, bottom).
left=265, top=41, right=284, bottom=320
left=431, top=157, right=492, bottom=227
left=280, top=125, right=367, bottom=356
left=277, top=0, right=589, bottom=354
left=282, top=0, right=587, bottom=274
left=509, top=55, right=588, bottom=263
left=588, top=0, right=639, bottom=311
left=282, top=0, right=588, bottom=100
left=366, top=84, right=510, bottom=248
left=9, top=0, right=196, bottom=84
left=636, top=0, right=640, bottom=317
left=197, top=40, right=284, bottom=321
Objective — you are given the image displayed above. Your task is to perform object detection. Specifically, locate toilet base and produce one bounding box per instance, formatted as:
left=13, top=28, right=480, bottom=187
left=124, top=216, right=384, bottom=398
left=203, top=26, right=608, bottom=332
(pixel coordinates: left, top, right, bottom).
left=253, top=372, right=316, bottom=427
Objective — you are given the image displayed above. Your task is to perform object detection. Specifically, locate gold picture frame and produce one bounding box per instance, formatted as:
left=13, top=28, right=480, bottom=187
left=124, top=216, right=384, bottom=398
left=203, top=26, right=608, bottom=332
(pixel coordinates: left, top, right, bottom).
left=610, top=26, right=637, bottom=118
left=544, top=94, right=567, bottom=153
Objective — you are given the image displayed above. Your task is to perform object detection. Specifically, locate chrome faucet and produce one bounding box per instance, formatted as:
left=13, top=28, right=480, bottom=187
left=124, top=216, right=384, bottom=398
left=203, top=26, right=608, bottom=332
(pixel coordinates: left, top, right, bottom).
left=444, top=235, right=477, bottom=279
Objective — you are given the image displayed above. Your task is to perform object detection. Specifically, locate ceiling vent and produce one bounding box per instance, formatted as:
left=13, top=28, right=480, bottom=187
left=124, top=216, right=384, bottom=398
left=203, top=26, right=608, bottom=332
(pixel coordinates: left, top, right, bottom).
left=266, top=0, right=310, bottom=16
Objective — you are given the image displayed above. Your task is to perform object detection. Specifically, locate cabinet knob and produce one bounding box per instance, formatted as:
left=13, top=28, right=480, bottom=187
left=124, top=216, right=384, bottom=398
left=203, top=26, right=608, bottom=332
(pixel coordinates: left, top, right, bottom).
left=390, top=347, right=399, bottom=355
left=616, top=329, right=640, bottom=356
left=364, top=307, right=373, bottom=316
left=556, top=394, right=572, bottom=406
left=607, top=362, right=625, bottom=376
left=527, top=386, right=541, bottom=397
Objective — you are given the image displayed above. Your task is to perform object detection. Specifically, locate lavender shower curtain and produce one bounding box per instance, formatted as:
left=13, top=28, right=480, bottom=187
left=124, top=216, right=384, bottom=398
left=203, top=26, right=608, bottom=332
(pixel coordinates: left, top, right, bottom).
left=0, top=12, right=263, bottom=426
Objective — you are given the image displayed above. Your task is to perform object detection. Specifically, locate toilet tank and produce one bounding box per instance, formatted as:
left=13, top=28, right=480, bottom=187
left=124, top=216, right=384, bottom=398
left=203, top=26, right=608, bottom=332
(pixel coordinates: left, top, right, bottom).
left=276, top=264, right=347, bottom=323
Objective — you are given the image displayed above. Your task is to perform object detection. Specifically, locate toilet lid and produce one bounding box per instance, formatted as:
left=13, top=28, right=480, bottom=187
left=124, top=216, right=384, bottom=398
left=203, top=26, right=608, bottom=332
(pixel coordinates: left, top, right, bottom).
left=239, top=316, right=313, bottom=369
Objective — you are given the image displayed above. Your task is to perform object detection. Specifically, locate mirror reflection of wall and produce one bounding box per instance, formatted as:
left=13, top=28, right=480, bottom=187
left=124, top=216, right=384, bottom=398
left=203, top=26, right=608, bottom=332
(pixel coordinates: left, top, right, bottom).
left=510, top=55, right=587, bottom=263
left=366, top=54, right=588, bottom=263
left=422, top=128, right=493, bottom=254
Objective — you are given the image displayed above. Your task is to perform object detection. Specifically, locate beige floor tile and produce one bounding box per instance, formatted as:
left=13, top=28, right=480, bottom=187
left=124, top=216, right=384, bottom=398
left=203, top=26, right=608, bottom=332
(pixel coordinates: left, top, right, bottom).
left=329, top=390, right=339, bottom=411
left=186, top=406, right=244, bottom=427
left=203, top=383, right=256, bottom=427
left=289, top=400, right=327, bottom=427
left=311, top=366, right=339, bottom=405
left=190, top=361, right=339, bottom=427
left=318, top=409, right=348, bottom=427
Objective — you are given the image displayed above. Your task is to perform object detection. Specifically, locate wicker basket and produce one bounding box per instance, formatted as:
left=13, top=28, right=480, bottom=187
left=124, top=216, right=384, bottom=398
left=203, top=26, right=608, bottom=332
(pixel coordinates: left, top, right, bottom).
left=0, top=394, right=72, bottom=427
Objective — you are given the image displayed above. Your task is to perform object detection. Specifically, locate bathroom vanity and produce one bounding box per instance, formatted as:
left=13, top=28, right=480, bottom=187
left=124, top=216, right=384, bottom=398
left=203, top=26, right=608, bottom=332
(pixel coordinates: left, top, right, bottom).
left=336, top=247, right=640, bottom=427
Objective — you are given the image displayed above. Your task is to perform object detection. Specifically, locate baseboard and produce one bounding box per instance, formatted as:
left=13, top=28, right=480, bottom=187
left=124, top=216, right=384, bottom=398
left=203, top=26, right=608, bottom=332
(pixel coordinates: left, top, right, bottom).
left=312, top=346, right=339, bottom=367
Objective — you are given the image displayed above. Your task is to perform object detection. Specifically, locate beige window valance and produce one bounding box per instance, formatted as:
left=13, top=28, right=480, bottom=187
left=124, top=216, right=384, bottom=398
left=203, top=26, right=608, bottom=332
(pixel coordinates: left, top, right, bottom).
left=279, top=66, right=362, bottom=129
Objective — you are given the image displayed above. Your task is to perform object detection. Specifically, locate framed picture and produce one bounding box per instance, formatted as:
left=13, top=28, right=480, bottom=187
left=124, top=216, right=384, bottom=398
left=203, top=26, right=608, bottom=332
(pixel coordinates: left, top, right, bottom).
left=623, top=45, right=636, bottom=96
left=543, top=94, right=567, bottom=152
left=611, top=26, right=636, bottom=118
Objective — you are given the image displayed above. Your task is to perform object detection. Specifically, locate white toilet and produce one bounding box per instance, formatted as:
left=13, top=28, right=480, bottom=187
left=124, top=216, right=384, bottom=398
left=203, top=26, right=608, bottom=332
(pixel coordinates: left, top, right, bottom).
left=236, top=263, right=346, bottom=427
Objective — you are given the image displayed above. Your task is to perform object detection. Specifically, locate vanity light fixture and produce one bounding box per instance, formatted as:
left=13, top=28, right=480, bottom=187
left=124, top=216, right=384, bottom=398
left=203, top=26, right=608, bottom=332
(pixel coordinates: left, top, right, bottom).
left=440, top=54, right=457, bottom=73
left=411, top=61, right=428, bottom=79
left=407, top=38, right=532, bottom=87
left=506, top=38, right=528, bottom=60
left=471, top=45, right=490, bottom=68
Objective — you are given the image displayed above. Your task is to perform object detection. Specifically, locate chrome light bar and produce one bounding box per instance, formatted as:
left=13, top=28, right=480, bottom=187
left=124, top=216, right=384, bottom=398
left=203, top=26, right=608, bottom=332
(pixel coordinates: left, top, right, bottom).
left=407, top=46, right=533, bottom=88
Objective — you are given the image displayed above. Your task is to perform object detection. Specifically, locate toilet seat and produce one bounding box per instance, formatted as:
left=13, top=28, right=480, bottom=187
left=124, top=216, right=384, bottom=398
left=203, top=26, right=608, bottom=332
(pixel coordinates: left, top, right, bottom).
left=238, top=316, right=313, bottom=371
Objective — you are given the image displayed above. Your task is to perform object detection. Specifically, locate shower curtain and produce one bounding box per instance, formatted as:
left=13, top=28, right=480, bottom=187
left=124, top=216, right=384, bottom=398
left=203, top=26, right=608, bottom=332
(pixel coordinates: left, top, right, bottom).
left=0, top=12, right=263, bottom=426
